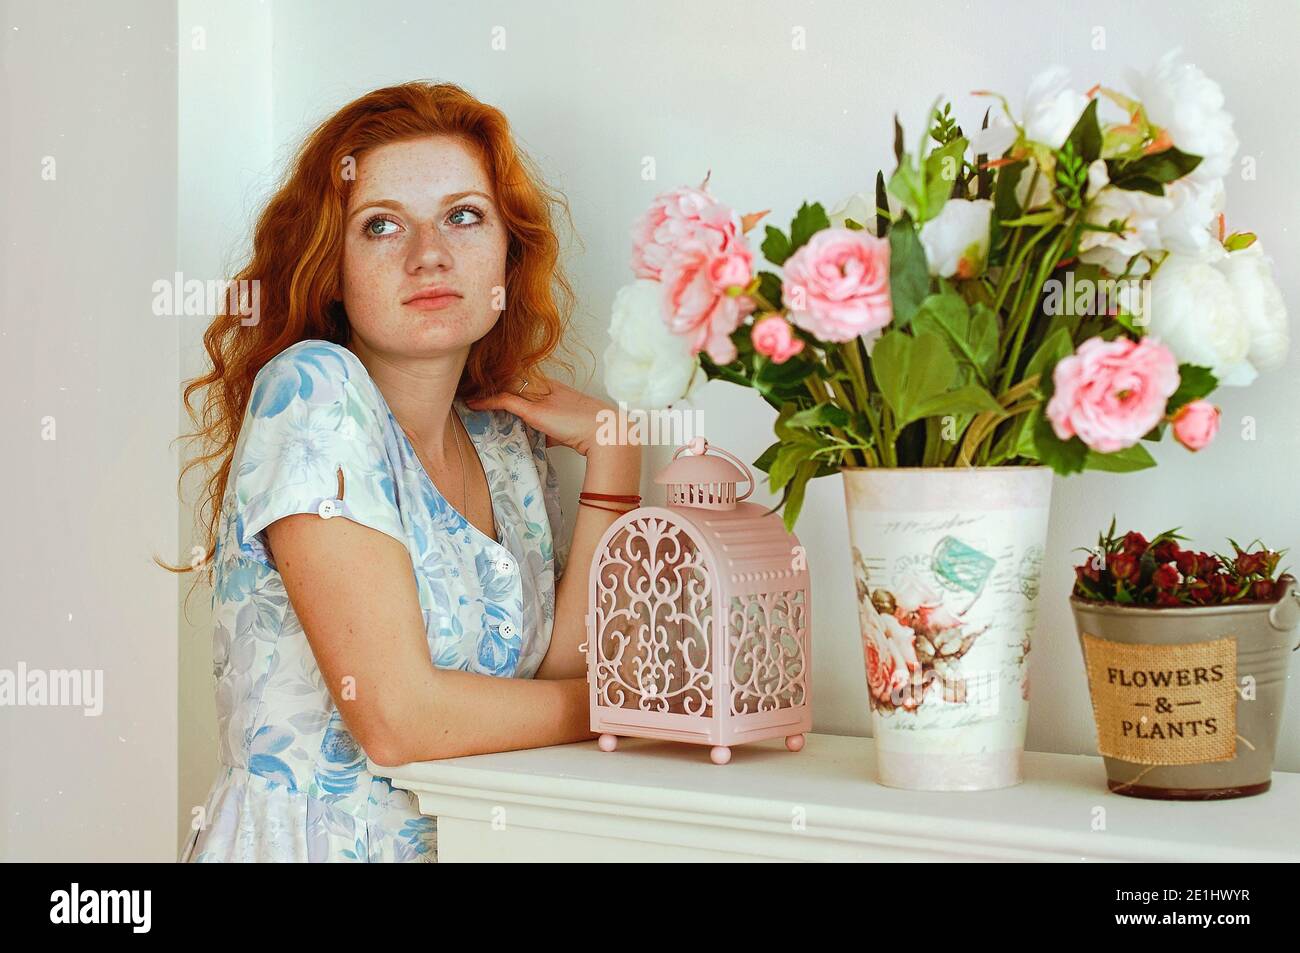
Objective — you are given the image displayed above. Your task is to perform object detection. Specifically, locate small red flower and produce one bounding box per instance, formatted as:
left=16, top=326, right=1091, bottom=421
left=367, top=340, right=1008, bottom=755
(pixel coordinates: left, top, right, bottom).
left=1153, top=562, right=1183, bottom=591
left=1152, top=539, right=1180, bottom=564
left=1156, top=591, right=1183, bottom=607
left=1121, top=531, right=1149, bottom=557
left=1251, top=579, right=1277, bottom=601
left=1174, top=549, right=1201, bottom=577
left=1108, top=551, right=1139, bottom=582
left=1209, top=573, right=1237, bottom=600
left=1236, top=550, right=1267, bottom=576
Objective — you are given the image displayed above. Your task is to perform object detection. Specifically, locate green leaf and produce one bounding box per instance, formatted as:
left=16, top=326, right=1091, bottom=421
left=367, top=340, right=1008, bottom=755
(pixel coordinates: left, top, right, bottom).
left=872, top=330, right=961, bottom=427
left=875, top=169, right=890, bottom=237
left=1031, top=410, right=1087, bottom=475
left=913, top=383, right=1004, bottom=420
left=753, top=354, right=816, bottom=403
left=762, top=225, right=792, bottom=266
left=767, top=440, right=818, bottom=493
left=923, top=136, right=968, bottom=216
left=1023, top=325, right=1074, bottom=383
left=993, top=159, right=1028, bottom=222
left=756, top=270, right=784, bottom=311
left=887, top=160, right=927, bottom=222
left=752, top=440, right=782, bottom=473
left=887, top=220, right=930, bottom=327
left=999, top=208, right=1063, bottom=227
left=910, top=293, right=999, bottom=387
left=1167, top=364, right=1218, bottom=413
left=1063, top=98, right=1102, bottom=164
left=780, top=460, right=820, bottom=533
left=786, top=401, right=851, bottom=431
left=789, top=202, right=831, bottom=254
left=1084, top=443, right=1157, bottom=473
left=1106, top=146, right=1203, bottom=191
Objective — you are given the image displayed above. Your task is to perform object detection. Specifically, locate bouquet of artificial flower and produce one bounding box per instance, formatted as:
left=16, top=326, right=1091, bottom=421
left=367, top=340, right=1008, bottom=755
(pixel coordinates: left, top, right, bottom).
left=1073, top=522, right=1288, bottom=607
left=604, top=50, right=1289, bottom=530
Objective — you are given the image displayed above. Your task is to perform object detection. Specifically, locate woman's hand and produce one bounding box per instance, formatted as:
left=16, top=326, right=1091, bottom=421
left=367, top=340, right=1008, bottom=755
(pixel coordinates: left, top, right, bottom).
left=465, top=376, right=615, bottom=456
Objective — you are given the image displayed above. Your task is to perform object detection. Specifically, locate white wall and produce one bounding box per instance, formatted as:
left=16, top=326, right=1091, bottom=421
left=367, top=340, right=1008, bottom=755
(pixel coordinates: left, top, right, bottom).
left=247, top=0, right=1300, bottom=774
left=175, top=0, right=274, bottom=855
left=1, top=0, right=178, bottom=859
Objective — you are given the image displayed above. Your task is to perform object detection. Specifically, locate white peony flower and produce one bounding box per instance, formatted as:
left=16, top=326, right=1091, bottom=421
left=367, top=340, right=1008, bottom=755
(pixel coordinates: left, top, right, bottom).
left=603, top=280, right=701, bottom=408
left=827, top=189, right=901, bottom=234
left=1218, top=241, right=1290, bottom=373
left=1023, top=66, right=1090, bottom=149
left=1080, top=163, right=1224, bottom=274
left=828, top=190, right=875, bottom=231
left=1012, top=159, right=1056, bottom=210
left=1129, top=49, right=1238, bottom=182
left=919, top=198, right=993, bottom=278
left=1079, top=159, right=1162, bottom=275
left=971, top=109, right=1017, bottom=159
left=1145, top=253, right=1255, bottom=386
left=1153, top=178, right=1224, bottom=257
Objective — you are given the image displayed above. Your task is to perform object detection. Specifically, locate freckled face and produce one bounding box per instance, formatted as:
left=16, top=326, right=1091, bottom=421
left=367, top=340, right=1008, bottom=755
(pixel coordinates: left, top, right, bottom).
left=341, top=135, right=509, bottom=359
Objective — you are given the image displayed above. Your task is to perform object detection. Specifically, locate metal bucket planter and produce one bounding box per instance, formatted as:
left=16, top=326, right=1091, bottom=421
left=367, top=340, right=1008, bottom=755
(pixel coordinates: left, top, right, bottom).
left=1070, top=576, right=1300, bottom=800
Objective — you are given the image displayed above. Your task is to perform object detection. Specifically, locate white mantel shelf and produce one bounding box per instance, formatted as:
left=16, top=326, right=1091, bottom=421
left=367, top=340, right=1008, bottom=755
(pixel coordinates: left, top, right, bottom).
left=374, top=733, right=1300, bottom=862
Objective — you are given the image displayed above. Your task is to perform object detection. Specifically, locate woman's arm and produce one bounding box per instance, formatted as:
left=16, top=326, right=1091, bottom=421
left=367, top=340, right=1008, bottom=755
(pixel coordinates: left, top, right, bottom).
left=535, top=441, right=641, bottom=679
left=265, top=512, right=593, bottom=766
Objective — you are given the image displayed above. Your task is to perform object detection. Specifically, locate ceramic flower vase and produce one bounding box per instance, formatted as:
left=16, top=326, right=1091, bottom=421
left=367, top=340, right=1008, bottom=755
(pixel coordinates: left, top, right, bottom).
left=841, top=466, right=1053, bottom=791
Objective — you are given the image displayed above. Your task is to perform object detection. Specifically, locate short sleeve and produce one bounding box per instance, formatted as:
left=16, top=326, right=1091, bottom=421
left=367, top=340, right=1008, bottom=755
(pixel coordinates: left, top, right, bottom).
left=232, top=341, right=407, bottom=559
left=524, top=420, right=569, bottom=577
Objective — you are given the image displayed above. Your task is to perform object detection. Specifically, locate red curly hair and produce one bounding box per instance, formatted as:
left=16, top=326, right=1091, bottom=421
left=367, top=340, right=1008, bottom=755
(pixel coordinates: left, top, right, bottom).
left=161, top=81, right=576, bottom=588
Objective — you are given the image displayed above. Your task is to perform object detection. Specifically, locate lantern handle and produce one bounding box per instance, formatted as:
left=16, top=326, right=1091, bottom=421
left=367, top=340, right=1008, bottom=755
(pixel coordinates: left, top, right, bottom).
left=673, top=438, right=754, bottom=502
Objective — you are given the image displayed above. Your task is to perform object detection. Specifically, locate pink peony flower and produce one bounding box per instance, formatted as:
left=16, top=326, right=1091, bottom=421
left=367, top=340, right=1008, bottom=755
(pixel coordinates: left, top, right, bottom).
left=630, top=185, right=715, bottom=281
left=781, top=228, right=893, bottom=343
left=1171, top=399, right=1220, bottom=451
left=1045, top=336, right=1180, bottom=453
left=631, top=184, right=753, bottom=288
left=750, top=315, right=805, bottom=363
left=634, top=183, right=756, bottom=365
left=662, top=235, right=754, bottom=364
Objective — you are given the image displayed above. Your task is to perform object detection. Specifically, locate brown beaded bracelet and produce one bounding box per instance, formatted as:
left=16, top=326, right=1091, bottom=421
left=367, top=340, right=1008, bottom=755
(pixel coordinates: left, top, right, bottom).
left=579, top=491, right=642, bottom=505
left=578, top=499, right=638, bottom=514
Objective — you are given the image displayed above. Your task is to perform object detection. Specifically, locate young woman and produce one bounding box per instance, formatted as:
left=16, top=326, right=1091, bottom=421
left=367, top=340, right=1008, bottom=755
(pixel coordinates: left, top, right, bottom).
left=168, top=82, right=641, bottom=862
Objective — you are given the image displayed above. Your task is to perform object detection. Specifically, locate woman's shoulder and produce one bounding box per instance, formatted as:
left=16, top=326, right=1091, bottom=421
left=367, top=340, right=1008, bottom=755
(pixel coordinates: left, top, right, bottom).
left=248, top=339, right=380, bottom=422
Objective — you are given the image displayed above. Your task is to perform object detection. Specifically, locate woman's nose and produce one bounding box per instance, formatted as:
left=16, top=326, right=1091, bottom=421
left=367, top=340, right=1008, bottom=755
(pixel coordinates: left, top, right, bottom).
left=406, top=224, right=453, bottom=272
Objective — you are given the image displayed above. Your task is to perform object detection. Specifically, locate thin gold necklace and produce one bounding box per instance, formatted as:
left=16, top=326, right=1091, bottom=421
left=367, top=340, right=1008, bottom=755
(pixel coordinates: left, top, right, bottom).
left=449, top=405, right=467, bottom=517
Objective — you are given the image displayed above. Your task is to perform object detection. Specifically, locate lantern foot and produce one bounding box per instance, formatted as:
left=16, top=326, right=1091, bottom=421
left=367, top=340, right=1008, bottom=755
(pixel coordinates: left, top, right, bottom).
left=709, top=745, right=732, bottom=765
left=785, top=733, right=806, bottom=752
left=597, top=733, right=619, bottom=752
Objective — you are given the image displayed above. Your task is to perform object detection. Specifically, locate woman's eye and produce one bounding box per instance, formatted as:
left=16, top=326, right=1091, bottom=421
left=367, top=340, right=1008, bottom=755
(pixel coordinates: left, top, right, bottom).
left=363, top=216, right=400, bottom=237
left=447, top=205, right=485, bottom=226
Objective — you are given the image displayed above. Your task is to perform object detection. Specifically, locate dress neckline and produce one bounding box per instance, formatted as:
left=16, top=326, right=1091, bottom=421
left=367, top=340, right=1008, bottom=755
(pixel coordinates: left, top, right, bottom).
left=338, top=342, right=510, bottom=554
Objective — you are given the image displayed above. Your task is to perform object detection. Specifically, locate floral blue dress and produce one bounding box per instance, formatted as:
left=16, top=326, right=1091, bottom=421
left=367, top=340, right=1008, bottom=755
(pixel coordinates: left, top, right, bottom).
left=180, top=339, right=567, bottom=863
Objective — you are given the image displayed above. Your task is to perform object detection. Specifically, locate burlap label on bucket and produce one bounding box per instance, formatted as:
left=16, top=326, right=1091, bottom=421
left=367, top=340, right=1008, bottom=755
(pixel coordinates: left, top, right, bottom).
left=1080, top=634, right=1237, bottom=766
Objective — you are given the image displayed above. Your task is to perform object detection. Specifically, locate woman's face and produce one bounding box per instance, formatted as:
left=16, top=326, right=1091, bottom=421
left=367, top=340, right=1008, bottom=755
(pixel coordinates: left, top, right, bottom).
left=341, top=135, right=509, bottom=361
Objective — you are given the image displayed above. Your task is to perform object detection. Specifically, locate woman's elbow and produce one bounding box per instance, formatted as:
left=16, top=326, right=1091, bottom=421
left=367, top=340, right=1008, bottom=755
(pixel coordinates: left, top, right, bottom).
left=354, top=703, right=455, bottom=766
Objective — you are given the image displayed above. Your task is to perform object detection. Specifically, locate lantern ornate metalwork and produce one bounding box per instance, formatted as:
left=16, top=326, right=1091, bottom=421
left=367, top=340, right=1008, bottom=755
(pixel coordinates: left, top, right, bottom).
left=585, top=437, right=812, bottom=764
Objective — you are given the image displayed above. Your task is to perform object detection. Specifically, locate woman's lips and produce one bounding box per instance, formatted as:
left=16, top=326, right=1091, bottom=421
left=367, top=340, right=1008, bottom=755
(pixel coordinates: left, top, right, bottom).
left=403, top=292, right=462, bottom=311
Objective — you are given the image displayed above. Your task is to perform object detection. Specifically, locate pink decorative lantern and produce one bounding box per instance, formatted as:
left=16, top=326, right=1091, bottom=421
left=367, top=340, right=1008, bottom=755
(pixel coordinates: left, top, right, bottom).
left=585, top=437, right=812, bottom=764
